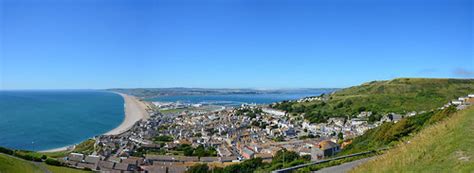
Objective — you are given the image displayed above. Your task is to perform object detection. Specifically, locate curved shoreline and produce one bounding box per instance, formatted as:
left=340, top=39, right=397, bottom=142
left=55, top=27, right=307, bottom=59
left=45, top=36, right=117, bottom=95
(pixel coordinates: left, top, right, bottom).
left=40, top=92, right=150, bottom=153
left=104, top=92, right=150, bottom=135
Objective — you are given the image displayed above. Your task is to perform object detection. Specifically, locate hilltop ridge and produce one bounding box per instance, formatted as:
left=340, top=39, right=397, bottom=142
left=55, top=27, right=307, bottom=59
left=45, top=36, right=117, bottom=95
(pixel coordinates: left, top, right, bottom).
left=272, top=78, right=474, bottom=123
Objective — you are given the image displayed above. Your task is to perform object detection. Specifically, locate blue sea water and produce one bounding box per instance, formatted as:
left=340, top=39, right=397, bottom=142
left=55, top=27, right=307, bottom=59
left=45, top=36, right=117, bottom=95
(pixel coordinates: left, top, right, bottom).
left=0, top=90, right=124, bottom=151
left=147, top=92, right=329, bottom=107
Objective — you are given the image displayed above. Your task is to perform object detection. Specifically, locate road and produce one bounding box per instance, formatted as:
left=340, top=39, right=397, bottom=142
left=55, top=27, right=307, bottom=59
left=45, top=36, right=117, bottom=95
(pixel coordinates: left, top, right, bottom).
left=313, top=157, right=374, bottom=173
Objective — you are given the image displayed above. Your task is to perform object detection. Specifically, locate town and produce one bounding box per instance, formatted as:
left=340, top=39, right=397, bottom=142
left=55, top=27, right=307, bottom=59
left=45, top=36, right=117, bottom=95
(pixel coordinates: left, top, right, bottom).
left=61, top=94, right=474, bottom=173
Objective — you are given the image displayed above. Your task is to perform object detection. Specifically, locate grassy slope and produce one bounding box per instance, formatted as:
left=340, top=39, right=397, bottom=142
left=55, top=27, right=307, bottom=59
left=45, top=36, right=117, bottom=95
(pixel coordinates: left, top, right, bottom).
left=273, top=78, right=474, bottom=123
left=351, top=106, right=474, bottom=172
left=0, top=154, right=43, bottom=173
left=34, top=139, right=96, bottom=158
left=339, top=106, right=457, bottom=155
left=0, top=154, right=90, bottom=173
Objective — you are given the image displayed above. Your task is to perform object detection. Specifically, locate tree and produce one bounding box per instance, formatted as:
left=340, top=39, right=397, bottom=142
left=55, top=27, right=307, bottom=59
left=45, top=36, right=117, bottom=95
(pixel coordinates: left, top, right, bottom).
left=358, top=106, right=367, bottom=113
left=338, top=132, right=344, bottom=140
left=272, top=149, right=300, bottom=165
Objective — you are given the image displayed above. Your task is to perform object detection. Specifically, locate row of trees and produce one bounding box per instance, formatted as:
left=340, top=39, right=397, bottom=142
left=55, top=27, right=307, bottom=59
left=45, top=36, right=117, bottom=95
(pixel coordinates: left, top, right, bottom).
left=186, top=149, right=311, bottom=173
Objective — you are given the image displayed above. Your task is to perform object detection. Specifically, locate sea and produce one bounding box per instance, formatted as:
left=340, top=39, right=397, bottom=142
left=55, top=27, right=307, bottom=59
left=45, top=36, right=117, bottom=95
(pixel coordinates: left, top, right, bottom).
left=0, top=90, right=124, bottom=151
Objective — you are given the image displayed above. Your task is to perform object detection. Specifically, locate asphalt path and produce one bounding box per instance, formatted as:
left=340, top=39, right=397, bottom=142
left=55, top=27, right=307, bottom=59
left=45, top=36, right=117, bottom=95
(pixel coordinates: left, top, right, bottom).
left=313, top=157, right=374, bottom=173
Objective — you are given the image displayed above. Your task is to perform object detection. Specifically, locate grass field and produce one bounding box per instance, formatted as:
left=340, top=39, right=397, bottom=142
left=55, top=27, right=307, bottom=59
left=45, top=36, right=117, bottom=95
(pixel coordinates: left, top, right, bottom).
left=0, top=154, right=43, bottom=173
left=350, top=106, right=474, bottom=172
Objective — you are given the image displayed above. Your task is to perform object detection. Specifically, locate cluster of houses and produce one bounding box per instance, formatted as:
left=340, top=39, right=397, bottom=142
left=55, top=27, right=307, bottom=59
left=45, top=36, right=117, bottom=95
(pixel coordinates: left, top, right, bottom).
left=445, top=94, right=474, bottom=110
left=60, top=93, right=474, bottom=173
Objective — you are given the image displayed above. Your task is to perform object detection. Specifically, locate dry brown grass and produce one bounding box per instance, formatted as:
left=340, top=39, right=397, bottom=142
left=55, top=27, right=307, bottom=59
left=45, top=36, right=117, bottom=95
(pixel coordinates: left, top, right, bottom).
left=350, top=106, right=474, bottom=172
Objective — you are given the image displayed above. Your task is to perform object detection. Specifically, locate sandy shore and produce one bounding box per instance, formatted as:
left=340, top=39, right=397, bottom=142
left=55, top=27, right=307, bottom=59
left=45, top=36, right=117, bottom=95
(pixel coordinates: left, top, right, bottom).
left=104, top=92, right=150, bottom=135
left=40, top=145, right=75, bottom=153
left=40, top=92, right=150, bottom=152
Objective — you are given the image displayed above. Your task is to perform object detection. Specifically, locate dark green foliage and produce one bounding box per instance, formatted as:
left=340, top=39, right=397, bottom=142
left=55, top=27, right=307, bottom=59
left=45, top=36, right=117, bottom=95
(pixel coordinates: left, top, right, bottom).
left=12, top=152, right=42, bottom=162
left=175, top=144, right=217, bottom=157
left=235, top=108, right=262, bottom=119
left=272, top=149, right=301, bottom=165
left=193, top=145, right=217, bottom=157
left=216, top=149, right=312, bottom=172
left=153, top=135, right=174, bottom=142
left=299, top=134, right=318, bottom=140
left=45, top=158, right=62, bottom=166
left=0, top=147, right=14, bottom=155
left=338, top=132, right=344, bottom=140
left=220, top=158, right=265, bottom=173
left=186, top=164, right=209, bottom=173
left=368, top=113, right=382, bottom=123
left=273, top=136, right=285, bottom=142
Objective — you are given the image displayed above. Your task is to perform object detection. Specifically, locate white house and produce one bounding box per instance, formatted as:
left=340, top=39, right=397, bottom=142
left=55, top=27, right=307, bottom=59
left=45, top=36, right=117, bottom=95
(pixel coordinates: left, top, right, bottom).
left=262, top=108, right=286, bottom=117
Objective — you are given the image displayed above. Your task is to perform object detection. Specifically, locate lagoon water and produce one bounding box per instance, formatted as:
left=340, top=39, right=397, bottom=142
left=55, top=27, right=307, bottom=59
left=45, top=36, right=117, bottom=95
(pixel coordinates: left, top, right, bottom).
left=0, top=90, right=124, bottom=151
left=147, top=91, right=331, bottom=107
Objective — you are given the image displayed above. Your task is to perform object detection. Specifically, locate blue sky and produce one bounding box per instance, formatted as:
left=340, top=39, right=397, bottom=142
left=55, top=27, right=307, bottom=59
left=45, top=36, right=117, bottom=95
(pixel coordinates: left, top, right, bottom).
left=1, top=0, right=472, bottom=89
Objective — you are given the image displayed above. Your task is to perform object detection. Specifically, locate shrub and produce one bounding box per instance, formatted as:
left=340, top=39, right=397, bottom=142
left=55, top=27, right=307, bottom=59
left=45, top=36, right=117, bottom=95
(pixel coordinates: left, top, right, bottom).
left=45, top=158, right=63, bottom=166
left=0, top=147, right=14, bottom=155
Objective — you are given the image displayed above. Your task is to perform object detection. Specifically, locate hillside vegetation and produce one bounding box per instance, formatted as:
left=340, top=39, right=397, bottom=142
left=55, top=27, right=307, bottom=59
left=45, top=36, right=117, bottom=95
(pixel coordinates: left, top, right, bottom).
left=273, top=78, right=474, bottom=123
left=340, top=106, right=457, bottom=155
left=351, top=106, right=474, bottom=172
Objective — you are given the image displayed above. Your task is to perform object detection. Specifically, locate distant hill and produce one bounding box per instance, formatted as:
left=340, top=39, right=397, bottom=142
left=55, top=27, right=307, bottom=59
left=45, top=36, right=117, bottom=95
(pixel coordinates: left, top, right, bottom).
left=350, top=106, right=474, bottom=172
left=108, top=88, right=337, bottom=98
left=272, top=78, right=474, bottom=123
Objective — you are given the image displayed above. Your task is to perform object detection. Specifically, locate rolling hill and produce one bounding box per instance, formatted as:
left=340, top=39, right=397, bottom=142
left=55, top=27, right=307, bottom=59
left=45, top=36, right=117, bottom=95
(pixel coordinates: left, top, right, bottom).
left=272, top=78, right=474, bottom=123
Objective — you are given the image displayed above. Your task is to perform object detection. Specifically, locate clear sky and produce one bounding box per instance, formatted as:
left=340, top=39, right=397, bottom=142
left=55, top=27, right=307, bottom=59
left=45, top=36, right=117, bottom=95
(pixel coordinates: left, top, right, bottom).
left=1, top=0, right=472, bottom=89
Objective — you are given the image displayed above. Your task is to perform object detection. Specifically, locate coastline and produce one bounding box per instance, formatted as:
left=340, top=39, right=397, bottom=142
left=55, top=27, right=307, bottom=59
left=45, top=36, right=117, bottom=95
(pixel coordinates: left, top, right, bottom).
left=40, top=92, right=150, bottom=153
left=104, top=92, right=150, bottom=135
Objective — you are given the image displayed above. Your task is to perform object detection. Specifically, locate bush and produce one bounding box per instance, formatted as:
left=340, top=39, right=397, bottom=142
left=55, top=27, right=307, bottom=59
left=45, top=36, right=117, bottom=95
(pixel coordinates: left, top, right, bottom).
left=153, top=135, right=173, bottom=142
left=0, top=147, right=14, bottom=155
left=45, top=158, right=63, bottom=166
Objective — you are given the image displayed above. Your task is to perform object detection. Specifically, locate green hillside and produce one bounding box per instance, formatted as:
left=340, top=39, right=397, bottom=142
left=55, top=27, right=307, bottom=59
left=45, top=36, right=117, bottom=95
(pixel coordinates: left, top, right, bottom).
left=0, top=153, right=90, bottom=173
left=273, top=78, right=474, bottom=123
left=351, top=106, right=474, bottom=172
left=340, top=106, right=457, bottom=155
left=0, top=154, right=43, bottom=173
